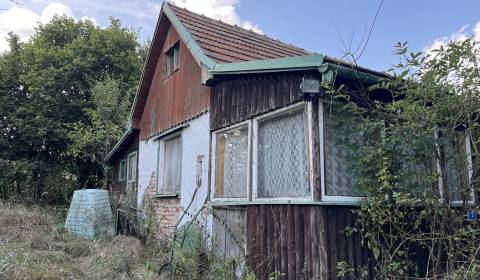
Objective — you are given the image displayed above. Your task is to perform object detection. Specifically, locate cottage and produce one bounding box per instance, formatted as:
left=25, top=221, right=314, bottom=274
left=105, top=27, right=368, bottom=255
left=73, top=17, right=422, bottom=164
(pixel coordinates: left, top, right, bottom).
left=105, top=2, right=308, bottom=237
left=107, top=2, right=473, bottom=279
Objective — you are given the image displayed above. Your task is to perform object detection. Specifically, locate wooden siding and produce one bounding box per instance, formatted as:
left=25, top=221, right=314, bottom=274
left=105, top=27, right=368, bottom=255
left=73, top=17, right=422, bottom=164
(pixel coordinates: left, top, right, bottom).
left=112, top=135, right=139, bottom=191
left=245, top=205, right=374, bottom=280
left=140, top=23, right=210, bottom=140
left=210, top=71, right=319, bottom=131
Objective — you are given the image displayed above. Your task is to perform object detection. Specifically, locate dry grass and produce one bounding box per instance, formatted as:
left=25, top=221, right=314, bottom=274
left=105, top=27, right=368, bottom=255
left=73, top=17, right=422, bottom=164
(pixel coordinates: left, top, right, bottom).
left=0, top=202, right=159, bottom=280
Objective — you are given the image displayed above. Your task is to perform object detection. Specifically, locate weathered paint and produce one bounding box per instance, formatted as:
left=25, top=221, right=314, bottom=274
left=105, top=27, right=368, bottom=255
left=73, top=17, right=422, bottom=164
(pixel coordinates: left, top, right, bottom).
left=177, top=113, right=210, bottom=227
left=139, top=23, right=210, bottom=140
left=210, top=71, right=319, bottom=131
left=244, top=205, right=374, bottom=280
left=137, top=114, right=210, bottom=228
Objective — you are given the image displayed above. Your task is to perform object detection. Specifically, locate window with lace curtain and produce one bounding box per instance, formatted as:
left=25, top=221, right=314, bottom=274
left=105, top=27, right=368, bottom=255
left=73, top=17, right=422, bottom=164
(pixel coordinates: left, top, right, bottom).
left=212, top=102, right=312, bottom=200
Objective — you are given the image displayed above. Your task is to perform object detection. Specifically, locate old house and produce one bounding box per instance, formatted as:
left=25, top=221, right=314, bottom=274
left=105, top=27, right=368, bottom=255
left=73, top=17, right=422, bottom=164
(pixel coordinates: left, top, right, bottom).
left=106, top=2, right=308, bottom=236
left=107, top=2, right=473, bottom=279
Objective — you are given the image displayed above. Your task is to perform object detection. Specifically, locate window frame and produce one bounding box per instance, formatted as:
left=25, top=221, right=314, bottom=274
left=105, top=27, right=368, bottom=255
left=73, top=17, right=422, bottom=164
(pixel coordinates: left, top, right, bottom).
left=165, top=42, right=179, bottom=77
left=252, top=102, right=314, bottom=201
left=436, top=132, right=474, bottom=206
left=319, top=100, right=364, bottom=203
left=126, top=151, right=137, bottom=183
left=156, top=132, right=183, bottom=196
left=211, top=101, right=313, bottom=202
left=118, top=159, right=127, bottom=182
left=210, top=120, right=252, bottom=202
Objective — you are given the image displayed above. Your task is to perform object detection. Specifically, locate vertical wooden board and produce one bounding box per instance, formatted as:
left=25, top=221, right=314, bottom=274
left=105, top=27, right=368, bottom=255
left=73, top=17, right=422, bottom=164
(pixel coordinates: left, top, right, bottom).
left=311, top=97, right=322, bottom=200
left=255, top=205, right=266, bottom=279
left=294, top=207, right=304, bottom=279
left=286, top=206, right=296, bottom=279
left=280, top=207, right=288, bottom=278
left=326, top=203, right=337, bottom=279
left=336, top=208, right=347, bottom=267
left=273, top=206, right=282, bottom=278
left=303, top=207, right=312, bottom=279
left=247, top=206, right=258, bottom=272
left=345, top=209, right=356, bottom=274
left=310, top=208, right=320, bottom=279
left=265, top=206, right=274, bottom=276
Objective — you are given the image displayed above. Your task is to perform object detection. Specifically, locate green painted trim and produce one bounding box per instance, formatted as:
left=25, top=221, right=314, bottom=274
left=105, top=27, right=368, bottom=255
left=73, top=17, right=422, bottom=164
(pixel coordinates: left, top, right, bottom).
left=210, top=54, right=324, bottom=75
left=208, top=199, right=360, bottom=207
left=321, top=62, right=387, bottom=84
left=105, top=128, right=134, bottom=164
left=163, top=3, right=216, bottom=69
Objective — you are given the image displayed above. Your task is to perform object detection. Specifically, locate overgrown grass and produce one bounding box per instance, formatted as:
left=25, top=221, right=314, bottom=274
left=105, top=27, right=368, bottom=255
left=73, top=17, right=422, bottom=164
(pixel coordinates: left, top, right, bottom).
left=0, top=202, right=158, bottom=280
left=0, top=202, right=252, bottom=280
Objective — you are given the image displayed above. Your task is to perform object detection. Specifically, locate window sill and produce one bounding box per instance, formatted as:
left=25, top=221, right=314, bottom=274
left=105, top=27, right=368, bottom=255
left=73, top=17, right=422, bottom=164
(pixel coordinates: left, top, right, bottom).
left=209, top=199, right=361, bottom=207
left=163, top=68, right=179, bottom=82
left=153, top=193, right=180, bottom=199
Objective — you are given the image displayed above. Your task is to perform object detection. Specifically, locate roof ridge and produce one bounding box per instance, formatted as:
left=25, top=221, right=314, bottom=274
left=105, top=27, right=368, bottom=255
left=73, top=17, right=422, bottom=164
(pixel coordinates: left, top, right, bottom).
left=166, top=2, right=309, bottom=55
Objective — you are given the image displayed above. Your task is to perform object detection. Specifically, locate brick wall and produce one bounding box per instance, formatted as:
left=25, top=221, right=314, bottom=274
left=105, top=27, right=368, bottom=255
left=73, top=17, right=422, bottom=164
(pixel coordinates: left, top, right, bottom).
left=143, top=172, right=181, bottom=238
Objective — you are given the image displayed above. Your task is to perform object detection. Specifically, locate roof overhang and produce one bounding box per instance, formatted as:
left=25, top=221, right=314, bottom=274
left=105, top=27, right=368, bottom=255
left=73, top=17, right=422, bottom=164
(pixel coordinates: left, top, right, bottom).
left=208, top=54, right=391, bottom=86
left=105, top=127, right=139, bottom=164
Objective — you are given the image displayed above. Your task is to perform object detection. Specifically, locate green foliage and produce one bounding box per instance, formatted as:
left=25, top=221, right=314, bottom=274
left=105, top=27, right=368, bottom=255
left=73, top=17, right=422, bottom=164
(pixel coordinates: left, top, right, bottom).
left=327, top=39, right=480, bottom=279
left=0, top=16, right=147, bottom=203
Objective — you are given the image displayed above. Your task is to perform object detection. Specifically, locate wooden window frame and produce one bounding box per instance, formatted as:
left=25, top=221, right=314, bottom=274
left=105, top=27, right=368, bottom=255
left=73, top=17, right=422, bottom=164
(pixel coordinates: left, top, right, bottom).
left=165, top=42, right=179, bottom=78
left=252, top=102, right=314, bottom=201
left=126, top=151, right=137, bottom=183
left=210, top=120, right=252, bottom=202
left=320, top=100, right=474, bottom=205
left=319, top=100, right=364, bottom=203
left=156, top=132, right=182, bottom=197
left=119, top=159, right=127, bottom=182
left=211, top=101, right=313, bottom=202
left=436, top=132, right=474, bottom=206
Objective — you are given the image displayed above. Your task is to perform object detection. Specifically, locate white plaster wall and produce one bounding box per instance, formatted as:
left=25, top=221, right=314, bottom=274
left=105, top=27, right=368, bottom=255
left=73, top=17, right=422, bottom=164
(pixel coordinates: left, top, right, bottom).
left=137, top=136, right=159, bottom=207
left=178, top=113, right=210, bottom=227
left=136, top=113, right=211, bottom=227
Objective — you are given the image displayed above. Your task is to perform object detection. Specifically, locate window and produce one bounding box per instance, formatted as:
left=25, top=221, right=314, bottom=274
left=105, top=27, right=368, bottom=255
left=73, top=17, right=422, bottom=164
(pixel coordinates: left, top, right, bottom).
left=255, top=107, right=311, bottom=198
left=158, top=135, right=182, bottom=194
left=126, top=152, right=137, bottom=183
left=212, top=102, right=312, bottom=200
left=214, top=124, right=249, bottom=198
left=320, top=101, right=473, bottom=204
left=321, top=103, right=365, bottom=200
left=119, top=159, right=126, bottom=182
left=165, top=43, right=179, bottom=77
left=439, top=132, right=473, bottom=204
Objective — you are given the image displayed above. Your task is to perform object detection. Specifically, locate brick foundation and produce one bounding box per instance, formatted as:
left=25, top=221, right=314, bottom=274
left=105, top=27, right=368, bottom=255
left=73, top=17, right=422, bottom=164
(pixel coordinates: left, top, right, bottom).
left=143, top=172, right=181, bottom=239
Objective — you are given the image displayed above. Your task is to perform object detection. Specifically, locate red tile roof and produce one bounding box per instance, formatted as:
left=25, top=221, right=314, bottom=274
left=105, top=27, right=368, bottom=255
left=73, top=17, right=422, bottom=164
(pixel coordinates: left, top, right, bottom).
left=168, top=4, right=310, bottom=63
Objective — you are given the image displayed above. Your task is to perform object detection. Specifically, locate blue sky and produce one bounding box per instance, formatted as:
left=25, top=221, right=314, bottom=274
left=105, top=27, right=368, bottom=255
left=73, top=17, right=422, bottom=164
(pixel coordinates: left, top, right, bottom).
left=1, top=0, right=480, bottom=71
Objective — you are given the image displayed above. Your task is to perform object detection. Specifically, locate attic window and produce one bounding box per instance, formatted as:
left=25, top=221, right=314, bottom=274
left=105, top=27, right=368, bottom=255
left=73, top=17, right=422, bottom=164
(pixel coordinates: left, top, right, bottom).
left=165, top=43, right=179, bottom=77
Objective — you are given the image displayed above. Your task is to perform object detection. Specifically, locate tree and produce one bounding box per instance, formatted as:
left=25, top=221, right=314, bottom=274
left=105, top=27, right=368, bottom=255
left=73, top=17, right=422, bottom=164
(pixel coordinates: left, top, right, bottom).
left=0, top=16, right=147, bottom=203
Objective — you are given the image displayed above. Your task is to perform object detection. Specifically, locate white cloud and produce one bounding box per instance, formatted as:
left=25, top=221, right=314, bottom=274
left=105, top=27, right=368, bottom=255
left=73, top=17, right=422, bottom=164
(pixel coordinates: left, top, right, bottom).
left=0, top=2, right=97, bottom=53
left=425, top=23, right=480, bottom=54
left=0, top=7, right=40, bottom=52
left=40, top=2, right=73, bottom=23
left=80, top=16, right=97, bottom=26
left=170, top=0, right=263, bottom=34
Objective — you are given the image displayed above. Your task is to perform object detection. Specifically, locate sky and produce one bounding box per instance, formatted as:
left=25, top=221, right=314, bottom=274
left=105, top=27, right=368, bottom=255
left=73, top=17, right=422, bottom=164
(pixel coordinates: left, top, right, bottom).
left=1, top=0, right=480, bottom=71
